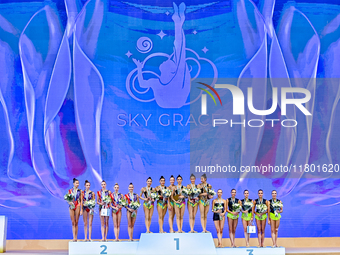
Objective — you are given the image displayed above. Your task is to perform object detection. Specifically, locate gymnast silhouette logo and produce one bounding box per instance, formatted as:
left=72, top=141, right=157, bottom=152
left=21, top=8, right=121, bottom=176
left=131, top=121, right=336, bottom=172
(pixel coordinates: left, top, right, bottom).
left=126, top=2, right=218, bottom=109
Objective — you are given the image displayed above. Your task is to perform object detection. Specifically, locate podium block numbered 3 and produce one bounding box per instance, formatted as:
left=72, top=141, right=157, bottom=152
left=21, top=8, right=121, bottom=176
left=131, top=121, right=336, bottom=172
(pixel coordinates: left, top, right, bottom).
left=216, top=247, right=285, bottom=255
left=68, top=233, right=285, bottom=255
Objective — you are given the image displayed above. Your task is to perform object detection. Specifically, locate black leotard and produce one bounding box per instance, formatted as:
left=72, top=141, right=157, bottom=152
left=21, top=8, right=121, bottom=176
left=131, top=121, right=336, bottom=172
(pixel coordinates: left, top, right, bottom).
left=213, top=201, right=224, bottom=221
left=144, top=187, right=153, bottom=197
left=241, top=198, right=253, bottom=213
left=227, top=197, right=239, bottom=211
left=255, top=198, right=267, bottom=213
left=269, top=199, right=281, bottom=213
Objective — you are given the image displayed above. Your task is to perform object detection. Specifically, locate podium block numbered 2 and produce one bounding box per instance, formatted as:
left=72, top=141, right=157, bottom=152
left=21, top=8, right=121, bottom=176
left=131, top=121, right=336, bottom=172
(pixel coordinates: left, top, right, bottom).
left=69, top=241, right=138, bottom=255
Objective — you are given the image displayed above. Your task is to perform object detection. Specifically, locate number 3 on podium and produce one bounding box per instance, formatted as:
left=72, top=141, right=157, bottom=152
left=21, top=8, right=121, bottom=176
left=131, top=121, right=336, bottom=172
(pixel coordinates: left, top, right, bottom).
left=174, top=238, right=179, bottom=250
left=246, top=249, right=254, bottom=255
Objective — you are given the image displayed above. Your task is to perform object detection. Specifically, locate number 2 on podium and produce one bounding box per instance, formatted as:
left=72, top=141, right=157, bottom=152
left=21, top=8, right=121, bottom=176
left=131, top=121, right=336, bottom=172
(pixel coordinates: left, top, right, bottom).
left=100, top=245, right=107, bottom=254
left=174, top=238, right=179, bottom=250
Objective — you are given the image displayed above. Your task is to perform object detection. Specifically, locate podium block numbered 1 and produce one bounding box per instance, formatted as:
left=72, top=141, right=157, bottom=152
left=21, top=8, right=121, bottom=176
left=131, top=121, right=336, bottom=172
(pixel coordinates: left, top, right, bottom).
left=137, top=233, right=216, bottom=255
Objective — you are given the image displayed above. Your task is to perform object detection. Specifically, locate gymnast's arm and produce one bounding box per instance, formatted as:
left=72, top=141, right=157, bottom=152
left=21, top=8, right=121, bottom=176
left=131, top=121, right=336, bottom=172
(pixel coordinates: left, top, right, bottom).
left=132, top=58, right=157, bottom=89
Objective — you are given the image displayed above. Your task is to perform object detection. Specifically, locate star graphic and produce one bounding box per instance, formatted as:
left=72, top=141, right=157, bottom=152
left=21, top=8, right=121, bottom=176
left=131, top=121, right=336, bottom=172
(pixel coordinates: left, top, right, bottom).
left=157, top=30, right=167, bottom=39
left=202, top=47, right=209, bottom=54
left=193, top=30, right=198, bottom=35
left=165, top=11, right=170, bottom=15
left=125, top=51, right=132, bottom=58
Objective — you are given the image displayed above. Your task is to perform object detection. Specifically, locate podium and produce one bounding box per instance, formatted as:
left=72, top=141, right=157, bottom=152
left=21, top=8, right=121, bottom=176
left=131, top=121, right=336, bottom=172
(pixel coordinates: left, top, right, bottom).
left=0, top=216, right=7, bottom=253
left=68, top=234, right=285, bottom=255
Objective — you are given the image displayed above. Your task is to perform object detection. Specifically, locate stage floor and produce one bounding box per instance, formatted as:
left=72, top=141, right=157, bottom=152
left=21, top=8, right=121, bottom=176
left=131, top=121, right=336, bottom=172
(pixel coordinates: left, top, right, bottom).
left=4, top=247, right=340, bottom=255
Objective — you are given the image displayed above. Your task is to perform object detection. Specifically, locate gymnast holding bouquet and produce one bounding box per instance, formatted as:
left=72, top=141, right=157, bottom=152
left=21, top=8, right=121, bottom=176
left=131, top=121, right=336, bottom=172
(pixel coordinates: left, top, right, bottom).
left=226, top=189, right=242, bottom=248
left=253, top=189, right=269, bottom=247
left=186, top=174, right=200, bottom=233
left=197, top=173, right=214, bottom=233
left=168, top=175, right=176, bottom=233
left=125, top=183, right=140, bottom=241
left=155, top=176, right=171, bottom=233
left=212, top=189, right=227, bottom=248
left=65, top=178, right=83, bottom=242
left=110, top=183, right=125, bottom=241
left=241, top=190, right=254, bottom=247
left=97, top=180, right=111, bottom=241
left=139, top=177, right=155, bottom=233
left=171, top=175, right=188, bottom=233
left=82, top=180, right=95, bottom=242
left=268, top=190, right=283, bottom=247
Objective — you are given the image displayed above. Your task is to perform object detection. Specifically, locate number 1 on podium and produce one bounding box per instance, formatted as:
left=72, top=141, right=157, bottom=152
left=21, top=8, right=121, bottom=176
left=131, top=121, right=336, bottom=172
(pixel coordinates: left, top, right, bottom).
left=174, top=238, right=179, bottom=250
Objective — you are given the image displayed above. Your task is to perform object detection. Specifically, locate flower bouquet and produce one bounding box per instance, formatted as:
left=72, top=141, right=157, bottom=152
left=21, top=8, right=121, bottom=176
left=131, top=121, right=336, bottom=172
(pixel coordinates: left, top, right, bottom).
left=232, top=203, right=242, bottom=213
left=84, top=199, right=96, bottom=215
left=213, top=204, right=224, bottom=220
left=189, top=187, right=201, bottom=200
left=150, top=192, right=159, bottom=201
left=129, top=201, right=141, bottom=218
left=256, top=204, right=268, bottom=220
left=84, top=199, right=95, bottom=209
left=208, top=189, right=216, bottom=197
left=102, top=196, right=112, bottom=209
left=118, top=198, right=128, bottom=207
left=162, top=188, right=172, bottom=200
left=181, top=187, right=189, bottom=198
left=64, top=193, right=75, bottom=210
left=271, top=201, right=283, bottom=217
left=145, top=192, right=158, bottom=206
left=243, top=201, right=253, bottom=217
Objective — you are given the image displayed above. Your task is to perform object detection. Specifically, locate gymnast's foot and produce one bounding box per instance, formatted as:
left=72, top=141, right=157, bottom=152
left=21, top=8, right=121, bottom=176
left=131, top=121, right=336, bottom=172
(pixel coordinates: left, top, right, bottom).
left=178, top=2, right=186, bottom=23
left=172, top=2, right=185, bottom=25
